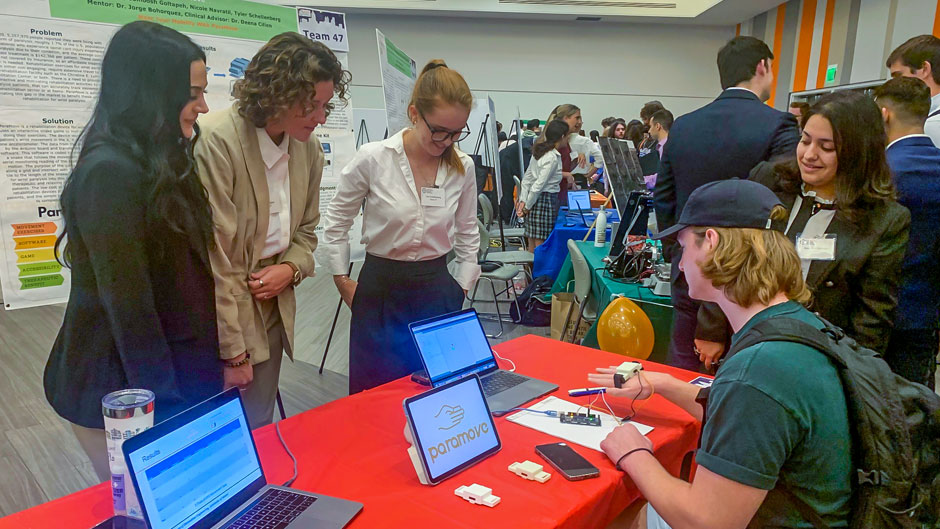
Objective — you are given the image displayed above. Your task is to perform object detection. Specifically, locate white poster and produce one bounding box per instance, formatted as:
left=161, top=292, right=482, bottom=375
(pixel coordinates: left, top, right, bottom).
left=352, top=107, right=389, bottom=148
left=376, top=29, right=417, bottom=136
left=296, top=8, right=348, bottom=52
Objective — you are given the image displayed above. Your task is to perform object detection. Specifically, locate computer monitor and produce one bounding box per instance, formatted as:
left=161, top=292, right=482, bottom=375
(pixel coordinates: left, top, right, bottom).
left=410, top=309, right=496, bottom=387
left=567, top=190, right=592, bottom=213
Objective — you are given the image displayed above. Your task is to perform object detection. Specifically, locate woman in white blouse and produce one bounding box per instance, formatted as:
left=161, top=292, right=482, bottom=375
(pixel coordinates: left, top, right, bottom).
left=516, top=119, right=570, bottom=249
left=544, top=104, right=604, bottom=198
left=321, top=60, right=481, bottom=394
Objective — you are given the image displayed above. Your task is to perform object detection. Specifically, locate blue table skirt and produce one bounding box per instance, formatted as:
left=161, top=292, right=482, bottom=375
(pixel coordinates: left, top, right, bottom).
left=532, top=207, right=620, bottom=280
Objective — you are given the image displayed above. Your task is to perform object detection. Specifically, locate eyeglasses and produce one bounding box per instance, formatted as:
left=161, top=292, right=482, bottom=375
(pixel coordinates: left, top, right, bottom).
left=420, top=113, right=471, bottom=143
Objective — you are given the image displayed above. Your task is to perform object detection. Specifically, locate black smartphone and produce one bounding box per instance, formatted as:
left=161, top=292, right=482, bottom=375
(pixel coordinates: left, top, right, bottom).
left=535, top=442, right=600, bottom=481
left=91, top=516, right=147, bottom=529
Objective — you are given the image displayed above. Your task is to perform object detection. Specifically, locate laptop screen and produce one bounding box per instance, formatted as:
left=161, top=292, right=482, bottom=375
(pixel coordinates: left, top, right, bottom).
left=567, top=190, right=591, bottom=212
left=411, top=310, right=496, bottom=386
left=404, top=375, right=501, bottom=483
left=125, top=397, right=263, bottom=529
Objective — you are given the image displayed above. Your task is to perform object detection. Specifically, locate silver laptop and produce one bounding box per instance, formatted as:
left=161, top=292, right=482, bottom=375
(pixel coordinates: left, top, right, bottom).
left=123, top=388, right=362, bottom=529
left=409, top=309, right=558, bottom=415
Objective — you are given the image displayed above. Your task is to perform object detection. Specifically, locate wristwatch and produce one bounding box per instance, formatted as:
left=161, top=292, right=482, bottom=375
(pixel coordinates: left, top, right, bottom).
left=283, top=261, right=302, bottom=287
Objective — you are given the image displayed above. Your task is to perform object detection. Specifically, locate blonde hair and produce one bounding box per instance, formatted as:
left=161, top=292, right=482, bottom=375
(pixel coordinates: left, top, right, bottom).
left=410, top=59, right=473, bottom=172
left=542, top=104, right=580, bottom=141
left=690, top=205, right=812, bottom=308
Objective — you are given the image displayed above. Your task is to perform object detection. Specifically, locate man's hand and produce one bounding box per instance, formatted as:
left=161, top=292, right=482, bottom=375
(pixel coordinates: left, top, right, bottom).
left=249, top=264, right=293, bottom=301
left=694, top=339, right=725, bottom=371
left=334, top=275, right=358, bottom=308
left=587, top=366, right=660, bottom=400
left=223, top=353, right=253, bottom=390
left=600, top=423, right=654, bottom=470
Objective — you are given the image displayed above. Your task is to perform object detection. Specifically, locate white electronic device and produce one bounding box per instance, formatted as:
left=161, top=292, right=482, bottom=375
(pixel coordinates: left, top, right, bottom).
left=455, top=484, right=501, bottom=507
left=616, top=361, right=643, bottom=379
left=508, top=460, right=551, bottom=483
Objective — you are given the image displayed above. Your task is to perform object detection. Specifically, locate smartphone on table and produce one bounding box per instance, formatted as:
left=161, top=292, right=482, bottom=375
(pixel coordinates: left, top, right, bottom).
left=91, top=516, right=147, bottom=529
left=535, top=442, right=600, bottom=481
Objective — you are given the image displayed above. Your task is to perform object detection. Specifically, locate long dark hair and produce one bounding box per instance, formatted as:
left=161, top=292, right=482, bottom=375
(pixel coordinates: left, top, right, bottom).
left=57, top=21, right=213, bottom=264
left=606, top=118, right=627, bottom=138
left=532, top=120, right=569, bottom=160
left=624, top=119, right=646, bottom=149
left=773, top=91, right=895, bottom=221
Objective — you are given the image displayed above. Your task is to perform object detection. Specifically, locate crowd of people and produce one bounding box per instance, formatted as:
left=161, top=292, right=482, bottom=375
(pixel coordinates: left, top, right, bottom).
left=39, top=18, right=939, bottom=529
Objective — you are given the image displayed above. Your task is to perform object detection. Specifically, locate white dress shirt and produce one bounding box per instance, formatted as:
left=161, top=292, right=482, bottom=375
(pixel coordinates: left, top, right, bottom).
left=567, top=134, right=604, bottom=175
left=256, top=127, right=291, bottom=259
left=924, top=92, right=940, bottom=148
left=785, top=186, right=836, bottom=279
left=519, top=150, right=562, bottom=207
left=320, top=130, right=481, bottom=290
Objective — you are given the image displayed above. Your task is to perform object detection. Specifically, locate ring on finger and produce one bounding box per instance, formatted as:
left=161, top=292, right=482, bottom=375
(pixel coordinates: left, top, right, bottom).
left=259, top=279, right=264, bottom=287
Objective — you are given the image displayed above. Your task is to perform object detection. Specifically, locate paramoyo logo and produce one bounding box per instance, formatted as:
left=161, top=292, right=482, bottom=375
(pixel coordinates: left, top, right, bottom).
left=428, top=404, right=488, bottom=463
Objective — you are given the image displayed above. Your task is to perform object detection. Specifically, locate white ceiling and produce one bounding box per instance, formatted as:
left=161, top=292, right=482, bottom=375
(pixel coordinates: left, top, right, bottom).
left=276, top=0, right=783, bottom=26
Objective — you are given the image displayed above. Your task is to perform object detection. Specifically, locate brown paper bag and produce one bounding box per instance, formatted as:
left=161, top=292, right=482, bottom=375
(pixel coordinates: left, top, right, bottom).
left=551, top=292, right=591, bottom=342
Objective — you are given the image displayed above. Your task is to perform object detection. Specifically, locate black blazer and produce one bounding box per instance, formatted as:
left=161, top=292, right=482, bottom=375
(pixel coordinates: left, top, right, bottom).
left=654, top=88, right=800, bottom=247
left=751, top=165, right=911, bottom=353
left=44, top=146, right=223, bottom=428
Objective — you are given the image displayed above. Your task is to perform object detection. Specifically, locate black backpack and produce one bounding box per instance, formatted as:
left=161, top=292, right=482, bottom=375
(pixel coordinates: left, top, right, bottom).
left=509, top=275, right=553, bottom=326
left=725, top=317, right=940, bottom=529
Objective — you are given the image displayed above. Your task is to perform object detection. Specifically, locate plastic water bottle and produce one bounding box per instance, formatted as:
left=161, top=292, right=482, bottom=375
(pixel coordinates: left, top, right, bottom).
left=595, top=205, right=607, bottom=247
left=103, top=389, right=155, bottom=519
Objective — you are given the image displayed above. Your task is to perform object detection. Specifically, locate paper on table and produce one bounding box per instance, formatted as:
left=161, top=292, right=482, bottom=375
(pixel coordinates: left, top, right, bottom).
left=504, top=396, right=653, bottom=452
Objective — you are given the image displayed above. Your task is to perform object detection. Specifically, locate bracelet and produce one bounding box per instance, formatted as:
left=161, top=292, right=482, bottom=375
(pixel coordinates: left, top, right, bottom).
left=225, top=353, right=250, bottom=368
left=615, top=447, right=653, bottom=470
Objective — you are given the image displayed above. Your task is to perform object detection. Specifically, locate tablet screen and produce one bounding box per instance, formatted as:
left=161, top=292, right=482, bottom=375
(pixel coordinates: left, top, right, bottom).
left=404, top=376, right=500, bottom=484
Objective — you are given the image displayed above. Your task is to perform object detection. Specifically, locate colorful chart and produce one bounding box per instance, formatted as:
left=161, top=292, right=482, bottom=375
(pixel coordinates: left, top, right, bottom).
left=11, top=222, right=63, bottom=290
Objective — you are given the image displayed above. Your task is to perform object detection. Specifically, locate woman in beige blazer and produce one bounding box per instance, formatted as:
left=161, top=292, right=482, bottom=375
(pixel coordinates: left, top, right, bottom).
left=195, top=33, right=351, bottom=428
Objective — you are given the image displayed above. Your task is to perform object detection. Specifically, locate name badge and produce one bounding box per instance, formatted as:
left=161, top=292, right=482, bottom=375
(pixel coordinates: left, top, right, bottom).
left=421, top=186, right=445, bottom=207
left=796, top=234, right=837, bottom=261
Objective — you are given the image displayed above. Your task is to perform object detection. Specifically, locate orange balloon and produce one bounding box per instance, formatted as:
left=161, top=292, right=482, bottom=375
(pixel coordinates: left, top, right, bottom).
left=596, top=297, right=655, bottom=359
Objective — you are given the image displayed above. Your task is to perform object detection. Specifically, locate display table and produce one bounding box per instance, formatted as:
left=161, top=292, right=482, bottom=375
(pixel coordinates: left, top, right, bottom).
left=3, top=336, right=700, bottom=529
left=551, top=242, right=673, bottom=363
left=532, top=207, right=621, bottom=280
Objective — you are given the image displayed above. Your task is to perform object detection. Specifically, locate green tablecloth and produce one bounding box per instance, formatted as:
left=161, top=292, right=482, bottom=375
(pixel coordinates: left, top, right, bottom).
left=550, top=241, right=674, bottom=364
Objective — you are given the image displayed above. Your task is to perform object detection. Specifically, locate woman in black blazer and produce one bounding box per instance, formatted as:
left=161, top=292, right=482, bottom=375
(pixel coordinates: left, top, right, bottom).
left=43, top=21, right=221, bottom=482
left=749, top=91, right=910, bottom=354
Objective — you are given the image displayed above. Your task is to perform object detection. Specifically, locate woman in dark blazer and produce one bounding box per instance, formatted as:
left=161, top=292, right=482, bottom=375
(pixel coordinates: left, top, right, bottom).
left=749, top=91, right=910, bottom=354
left=43, top=21, right=221, bottom=482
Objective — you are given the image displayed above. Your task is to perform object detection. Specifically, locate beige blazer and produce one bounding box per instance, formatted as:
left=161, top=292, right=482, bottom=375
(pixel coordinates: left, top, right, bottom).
left=195, top=106, right=323, bottom=363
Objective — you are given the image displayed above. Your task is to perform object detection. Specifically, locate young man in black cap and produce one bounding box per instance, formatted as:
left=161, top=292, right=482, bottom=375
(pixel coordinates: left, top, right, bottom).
left=592, top=180, right=852, bottom=528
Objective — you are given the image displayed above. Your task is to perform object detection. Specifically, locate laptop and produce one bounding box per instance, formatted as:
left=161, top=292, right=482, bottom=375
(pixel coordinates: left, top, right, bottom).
left=123, top=388, right=362, bottom=529
left=409, top=309, right=558, bottom=415
left=566, top=190, right=594, bottom=226
left=403, top=375, right=501, bottom=485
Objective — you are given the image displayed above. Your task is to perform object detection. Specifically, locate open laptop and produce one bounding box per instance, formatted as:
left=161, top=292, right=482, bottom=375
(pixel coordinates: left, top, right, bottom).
left=123, top=388, right=362, bottom=529
left=409, top=309, right=558, bottom=415
left=566, top=189, right=594, bottom=226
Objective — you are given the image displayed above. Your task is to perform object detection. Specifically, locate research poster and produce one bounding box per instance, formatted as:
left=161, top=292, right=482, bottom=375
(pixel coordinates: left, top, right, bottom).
left=376, top=29, right=417, bottom=136
left=0, top=0, right=358, bottom=309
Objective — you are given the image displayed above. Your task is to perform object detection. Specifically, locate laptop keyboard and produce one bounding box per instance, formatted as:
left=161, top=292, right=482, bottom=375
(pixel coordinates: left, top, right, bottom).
left=481, top=371, right=527, bottom=396
left=225, top=488, right=317, bottom=529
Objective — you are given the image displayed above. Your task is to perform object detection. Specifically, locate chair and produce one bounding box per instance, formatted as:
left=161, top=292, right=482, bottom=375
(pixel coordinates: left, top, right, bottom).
left=560, top=239, right=598, bottom=343
left=478, top=193, right=526, bottom=248
left=469, top=219, right=522, bottom=338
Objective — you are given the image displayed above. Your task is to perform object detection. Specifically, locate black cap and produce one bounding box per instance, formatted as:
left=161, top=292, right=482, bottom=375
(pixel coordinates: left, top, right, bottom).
left=652, top=179, right=785, bottom=240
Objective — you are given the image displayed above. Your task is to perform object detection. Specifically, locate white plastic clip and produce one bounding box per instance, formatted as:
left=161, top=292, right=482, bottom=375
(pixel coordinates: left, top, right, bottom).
left=616, top=361, right=643, bottom=380
left=509, top=460, right=551, bottom=483
left=455, top=484, right=501, bottom=507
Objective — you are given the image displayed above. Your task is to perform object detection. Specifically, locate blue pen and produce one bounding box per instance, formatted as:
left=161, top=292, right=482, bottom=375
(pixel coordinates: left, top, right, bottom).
left=568, top=387, right=607, bottom=397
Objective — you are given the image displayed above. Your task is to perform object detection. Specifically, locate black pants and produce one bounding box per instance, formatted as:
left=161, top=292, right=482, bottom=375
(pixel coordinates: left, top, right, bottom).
left=885, top=328, right=938, bottom=390
left=499, top=172, right=517, bottom=222
left=667, top=260, right=704, bottom=372
left=348, top=254, right=465, bottom=394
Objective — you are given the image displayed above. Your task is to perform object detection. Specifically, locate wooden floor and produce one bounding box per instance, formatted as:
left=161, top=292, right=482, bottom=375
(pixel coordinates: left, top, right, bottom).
left=0, top=259, right=545, bottom=517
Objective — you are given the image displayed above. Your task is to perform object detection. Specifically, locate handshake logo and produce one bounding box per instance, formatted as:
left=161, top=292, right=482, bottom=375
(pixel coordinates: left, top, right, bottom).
left=435, top=404, right=465, bottom=430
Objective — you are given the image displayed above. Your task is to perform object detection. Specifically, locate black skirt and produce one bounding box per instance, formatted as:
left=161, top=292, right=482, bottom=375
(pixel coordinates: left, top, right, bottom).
left=348, top=253, right=465, bottom=394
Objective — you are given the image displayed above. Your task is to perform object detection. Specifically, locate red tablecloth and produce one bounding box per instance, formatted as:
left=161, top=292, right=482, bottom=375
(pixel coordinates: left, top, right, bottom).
left=2, top=335, right=702, bottom=529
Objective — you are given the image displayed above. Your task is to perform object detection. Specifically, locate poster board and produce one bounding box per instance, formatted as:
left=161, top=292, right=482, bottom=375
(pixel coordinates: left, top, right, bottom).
left=0, top=0, right=357, bottom=308
left=376, top=29, right=417, bottom=137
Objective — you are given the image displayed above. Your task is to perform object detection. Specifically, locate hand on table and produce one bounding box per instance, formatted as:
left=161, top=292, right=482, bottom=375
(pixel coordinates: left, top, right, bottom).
left=249, top=264, right=293, bottom=301
left=694, top=339, right=725, bottom=371
left=600, top=422, right=654, bottom=470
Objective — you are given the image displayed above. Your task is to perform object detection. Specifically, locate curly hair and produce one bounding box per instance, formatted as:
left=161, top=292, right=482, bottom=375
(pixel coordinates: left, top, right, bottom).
left=690, top=205, right=812, bottom=308
left=234, top=32, right=351, bottom=128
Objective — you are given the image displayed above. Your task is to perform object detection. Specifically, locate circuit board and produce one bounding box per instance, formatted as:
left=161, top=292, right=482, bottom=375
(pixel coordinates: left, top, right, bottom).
left=559, top=412, right=602, bottom=427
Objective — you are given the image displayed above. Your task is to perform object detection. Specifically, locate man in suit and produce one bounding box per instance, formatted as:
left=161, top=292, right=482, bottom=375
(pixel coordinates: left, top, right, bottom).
left=887, top=35, right=940, bottom=147
left=196, top=33, right=349, bottom=428
left=654, top=36, right=800, bottom=370
left=875, top=77, right=940, bottom=389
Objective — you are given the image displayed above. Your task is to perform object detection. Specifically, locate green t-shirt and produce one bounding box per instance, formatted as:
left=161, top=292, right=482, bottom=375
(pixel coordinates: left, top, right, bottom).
left=696, top=301, right=852, bottom=528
